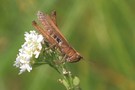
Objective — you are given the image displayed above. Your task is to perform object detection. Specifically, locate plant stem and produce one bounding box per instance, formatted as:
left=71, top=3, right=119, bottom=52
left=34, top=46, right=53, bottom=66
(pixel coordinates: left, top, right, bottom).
left=42, top=47, right=81, bottom=90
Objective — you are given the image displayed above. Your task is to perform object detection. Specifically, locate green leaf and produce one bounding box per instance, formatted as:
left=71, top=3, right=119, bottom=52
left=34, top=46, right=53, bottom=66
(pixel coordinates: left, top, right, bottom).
left=73, top=76, right=80, bottom=86
left=62, top=79, right=69, bottom=89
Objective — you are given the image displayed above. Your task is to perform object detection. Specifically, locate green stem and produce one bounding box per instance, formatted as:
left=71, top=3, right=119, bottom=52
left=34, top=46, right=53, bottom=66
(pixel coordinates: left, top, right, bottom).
left=42, top=47, right=81, bottom=90
left=56, top=63, right=81, bottom=90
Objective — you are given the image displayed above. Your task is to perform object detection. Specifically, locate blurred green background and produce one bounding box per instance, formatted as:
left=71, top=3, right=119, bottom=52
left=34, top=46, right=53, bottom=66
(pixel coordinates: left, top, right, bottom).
left=0, top=0, right=135, bottom=90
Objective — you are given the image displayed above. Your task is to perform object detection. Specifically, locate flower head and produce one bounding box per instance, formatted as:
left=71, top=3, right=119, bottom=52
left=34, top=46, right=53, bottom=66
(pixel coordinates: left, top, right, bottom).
left=14, top=30, right=44, bottom=74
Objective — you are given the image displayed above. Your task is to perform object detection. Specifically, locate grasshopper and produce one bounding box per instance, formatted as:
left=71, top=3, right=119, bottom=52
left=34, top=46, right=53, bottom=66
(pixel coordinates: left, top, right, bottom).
left=32, top=11, right=82, bottom=62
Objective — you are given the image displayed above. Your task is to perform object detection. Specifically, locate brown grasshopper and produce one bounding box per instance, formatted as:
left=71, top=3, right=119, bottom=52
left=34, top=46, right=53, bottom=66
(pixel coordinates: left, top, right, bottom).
left=32, top=11, right=82, bottom=63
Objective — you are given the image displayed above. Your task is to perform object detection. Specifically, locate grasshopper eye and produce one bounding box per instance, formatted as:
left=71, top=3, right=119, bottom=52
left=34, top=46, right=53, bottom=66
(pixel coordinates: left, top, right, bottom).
left=76, top=53, right=83, bottom=61
left=77, top=55, right=83, bottom=60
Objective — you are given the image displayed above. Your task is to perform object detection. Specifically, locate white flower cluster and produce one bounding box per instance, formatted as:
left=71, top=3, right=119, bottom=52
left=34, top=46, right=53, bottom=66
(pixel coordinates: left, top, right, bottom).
left=14, top=31, right=44, bottom=74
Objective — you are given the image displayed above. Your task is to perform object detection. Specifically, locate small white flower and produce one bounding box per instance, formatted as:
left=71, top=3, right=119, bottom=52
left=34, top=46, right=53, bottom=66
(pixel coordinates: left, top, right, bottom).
left=14, top=30, right=44, bottom=74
